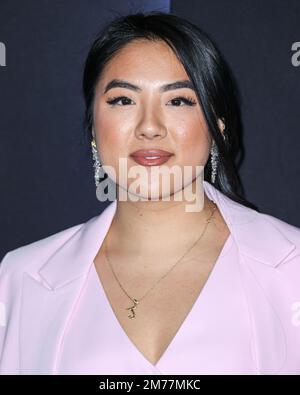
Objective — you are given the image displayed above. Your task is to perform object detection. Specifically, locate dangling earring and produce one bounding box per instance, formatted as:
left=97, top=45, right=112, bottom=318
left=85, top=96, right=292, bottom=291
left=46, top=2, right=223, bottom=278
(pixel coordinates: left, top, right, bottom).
left=210, top=132, right=226, bottom=184
left=91, top=139, right=104, bottom=187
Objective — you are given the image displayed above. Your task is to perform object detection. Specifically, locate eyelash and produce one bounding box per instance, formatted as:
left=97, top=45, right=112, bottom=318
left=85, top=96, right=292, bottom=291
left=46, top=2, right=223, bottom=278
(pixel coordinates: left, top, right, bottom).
left=106, top=95, right=197, bottom=107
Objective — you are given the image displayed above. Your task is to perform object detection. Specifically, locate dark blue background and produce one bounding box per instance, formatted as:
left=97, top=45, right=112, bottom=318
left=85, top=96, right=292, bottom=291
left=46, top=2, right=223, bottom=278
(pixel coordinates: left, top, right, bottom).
left=0, top=0, right=299, bottom=259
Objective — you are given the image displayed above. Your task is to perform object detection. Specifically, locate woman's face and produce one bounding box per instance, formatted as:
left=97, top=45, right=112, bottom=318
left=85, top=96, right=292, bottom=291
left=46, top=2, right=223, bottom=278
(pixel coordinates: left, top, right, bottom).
left=92, top=39, right=220, bottom=201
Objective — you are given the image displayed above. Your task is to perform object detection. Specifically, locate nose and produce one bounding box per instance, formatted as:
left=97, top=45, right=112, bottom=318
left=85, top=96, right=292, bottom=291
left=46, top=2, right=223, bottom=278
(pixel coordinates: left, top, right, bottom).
left=134, top=107, right=167, bottom=140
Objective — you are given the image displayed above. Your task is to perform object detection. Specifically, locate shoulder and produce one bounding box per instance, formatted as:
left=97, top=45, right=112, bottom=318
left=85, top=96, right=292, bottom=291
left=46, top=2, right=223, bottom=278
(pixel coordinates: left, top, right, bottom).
left=259, top=211, right=300, bottom=265
left=259, top=211, right=300, bottom=246
left=226, top=192, right=300, bottom=250
left=249, top=209, right=300, bottom=266
left=221, top=193, right=300, bottom=274
left=0, top=201, right=116, bottom=284
left=0, top=221, right=85, bottom=278
left=234, top=207, right=300, bottom=295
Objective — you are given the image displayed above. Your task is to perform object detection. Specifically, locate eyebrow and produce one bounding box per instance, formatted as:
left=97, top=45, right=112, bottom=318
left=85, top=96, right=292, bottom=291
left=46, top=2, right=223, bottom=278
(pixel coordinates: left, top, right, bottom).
left=103, top=79, right=195, bottom=94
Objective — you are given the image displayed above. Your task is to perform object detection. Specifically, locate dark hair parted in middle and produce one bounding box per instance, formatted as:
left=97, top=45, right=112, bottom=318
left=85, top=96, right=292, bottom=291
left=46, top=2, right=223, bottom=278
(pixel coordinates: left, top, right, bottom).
left=82, top=11, right=259, bottom=212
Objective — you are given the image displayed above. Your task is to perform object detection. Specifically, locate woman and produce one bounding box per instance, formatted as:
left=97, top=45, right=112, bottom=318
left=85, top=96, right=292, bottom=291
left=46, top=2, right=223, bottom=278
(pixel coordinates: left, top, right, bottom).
left=1, top=11, right=300, bottom=375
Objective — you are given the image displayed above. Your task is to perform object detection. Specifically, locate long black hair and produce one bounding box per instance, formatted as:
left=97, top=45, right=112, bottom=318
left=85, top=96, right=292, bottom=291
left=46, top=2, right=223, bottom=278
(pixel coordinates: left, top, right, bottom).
left=82, top=11, right=259, bottom=212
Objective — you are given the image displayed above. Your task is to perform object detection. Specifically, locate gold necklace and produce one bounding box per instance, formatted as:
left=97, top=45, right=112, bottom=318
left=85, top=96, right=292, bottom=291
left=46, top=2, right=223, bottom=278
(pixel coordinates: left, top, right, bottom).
left=104, top=200, right=217, bottom=319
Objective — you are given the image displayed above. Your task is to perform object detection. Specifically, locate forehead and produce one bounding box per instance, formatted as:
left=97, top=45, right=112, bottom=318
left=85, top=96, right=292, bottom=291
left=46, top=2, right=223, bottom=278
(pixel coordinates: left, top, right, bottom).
left=98, top=39, right=189, bottom=88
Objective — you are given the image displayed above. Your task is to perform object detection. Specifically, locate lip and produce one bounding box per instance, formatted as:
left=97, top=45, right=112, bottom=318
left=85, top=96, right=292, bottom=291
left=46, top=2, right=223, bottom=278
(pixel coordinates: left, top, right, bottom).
left=130, top=149, right=174, bottom=157
left=130, top=149, right=174, bottom=166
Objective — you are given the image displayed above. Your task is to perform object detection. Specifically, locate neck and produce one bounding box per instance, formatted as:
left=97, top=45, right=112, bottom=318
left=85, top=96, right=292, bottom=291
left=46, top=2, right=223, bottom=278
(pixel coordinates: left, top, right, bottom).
left=105, top=181, right=216, bottom=256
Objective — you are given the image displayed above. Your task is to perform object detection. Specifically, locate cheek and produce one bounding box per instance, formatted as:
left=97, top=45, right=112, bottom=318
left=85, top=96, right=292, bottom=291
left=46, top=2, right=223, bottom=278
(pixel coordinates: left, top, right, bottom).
left=172, top=116, right=210, bottom=164
left=99, top=131, right=126, bottom=168
left=94, top=108, right=127, bottom=156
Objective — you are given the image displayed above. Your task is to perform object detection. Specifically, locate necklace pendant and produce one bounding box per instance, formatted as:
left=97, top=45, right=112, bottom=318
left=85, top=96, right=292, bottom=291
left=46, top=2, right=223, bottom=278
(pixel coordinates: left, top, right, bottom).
left=126, top=298, right=139, bottom=319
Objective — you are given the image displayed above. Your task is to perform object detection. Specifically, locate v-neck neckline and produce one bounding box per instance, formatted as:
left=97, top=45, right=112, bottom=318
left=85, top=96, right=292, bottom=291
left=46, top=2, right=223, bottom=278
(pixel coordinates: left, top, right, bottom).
left=91, top=232, right=233, bottom=370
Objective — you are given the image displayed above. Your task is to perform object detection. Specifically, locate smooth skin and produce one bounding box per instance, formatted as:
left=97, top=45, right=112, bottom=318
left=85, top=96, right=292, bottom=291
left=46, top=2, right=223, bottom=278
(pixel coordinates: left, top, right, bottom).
left=92, top=39, right=230, bottom=365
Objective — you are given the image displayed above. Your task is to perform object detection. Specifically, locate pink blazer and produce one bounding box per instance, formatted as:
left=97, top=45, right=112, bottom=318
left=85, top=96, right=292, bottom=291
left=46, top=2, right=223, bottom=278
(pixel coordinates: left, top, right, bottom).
left=1, top=180, right=300, bottom=375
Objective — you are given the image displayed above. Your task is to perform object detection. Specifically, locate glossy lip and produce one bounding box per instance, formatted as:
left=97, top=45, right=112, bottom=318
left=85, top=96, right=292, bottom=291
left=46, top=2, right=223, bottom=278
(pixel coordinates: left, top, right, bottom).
left=130, top=155, right=173, bottom=166
left=130, top=149, right=174, bottom=157
left=130, top=149, right=174, bottom=167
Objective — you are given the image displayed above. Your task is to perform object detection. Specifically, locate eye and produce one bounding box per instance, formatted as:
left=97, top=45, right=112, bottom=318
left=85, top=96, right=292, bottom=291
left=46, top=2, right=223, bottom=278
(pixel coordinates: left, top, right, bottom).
left=105, top=95, right=197, bottom=107
left=106, top=96, right=134, bottom=106
left=167, top=96, right=197, bottom=107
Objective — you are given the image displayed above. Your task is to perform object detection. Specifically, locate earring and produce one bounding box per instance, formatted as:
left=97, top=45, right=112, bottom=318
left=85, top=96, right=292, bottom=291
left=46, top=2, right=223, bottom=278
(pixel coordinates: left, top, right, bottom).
left=210, top=132, right=226, bottom=184
left=91, top=139, right=104, bottom=187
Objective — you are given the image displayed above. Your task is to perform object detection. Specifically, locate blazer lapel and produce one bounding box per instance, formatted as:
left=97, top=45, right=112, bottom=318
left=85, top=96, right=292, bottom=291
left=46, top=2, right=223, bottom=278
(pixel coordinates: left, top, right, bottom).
left=203, top=181, right=297, bottom=267
left=236, top=255, right=288, bottom=374
left=20, top=273, right=87, bottom=374
left=203, top=181, right=297, bottom=374
left=19, top=201, right=118, bottom=374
